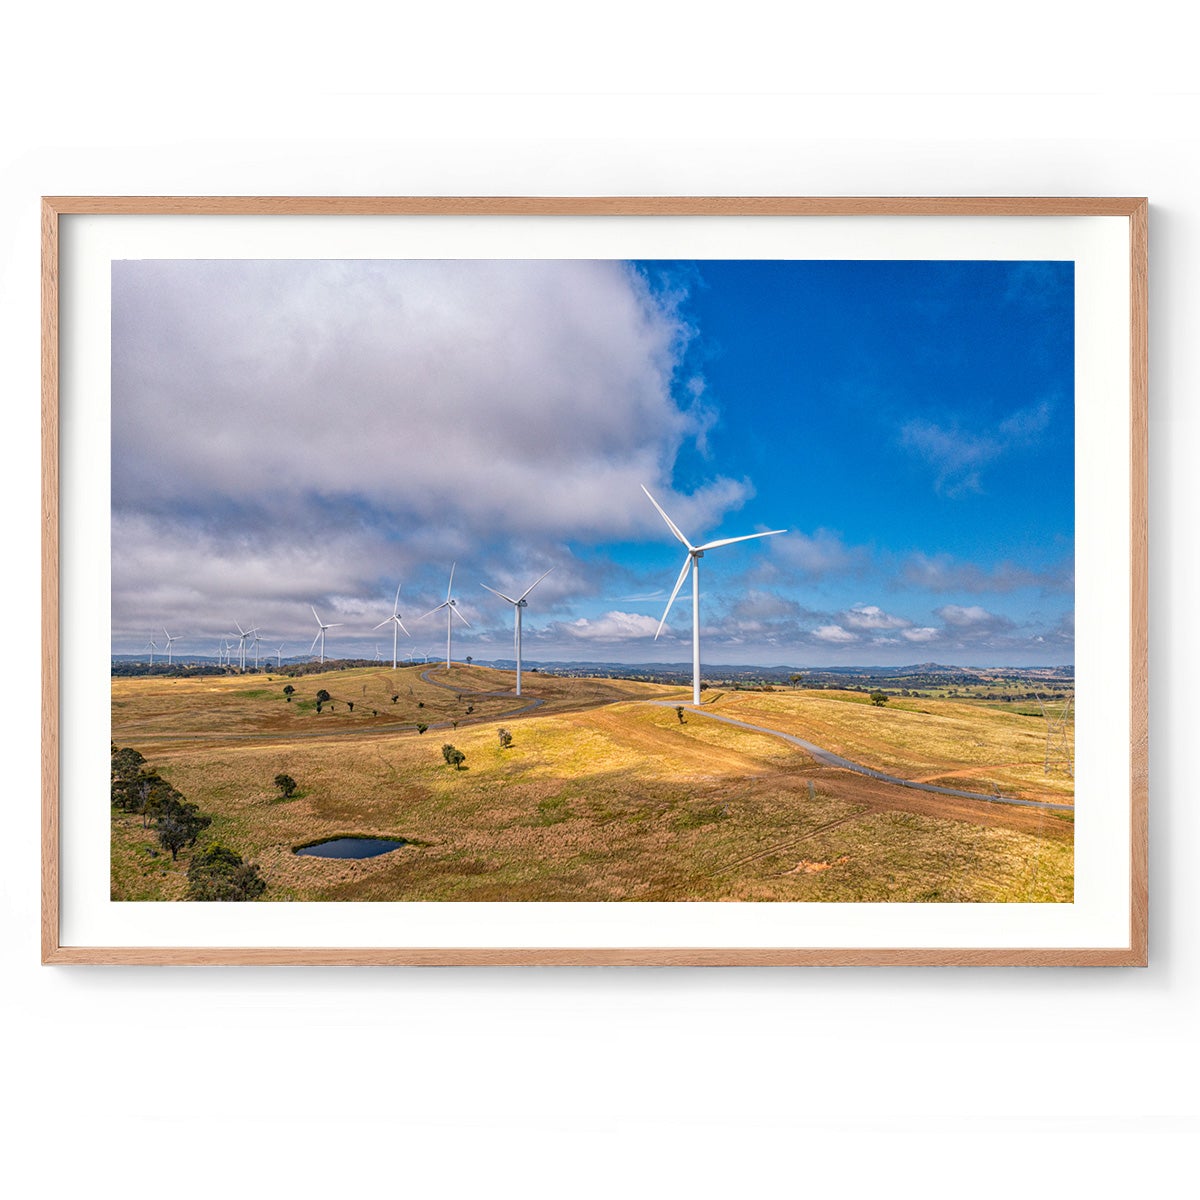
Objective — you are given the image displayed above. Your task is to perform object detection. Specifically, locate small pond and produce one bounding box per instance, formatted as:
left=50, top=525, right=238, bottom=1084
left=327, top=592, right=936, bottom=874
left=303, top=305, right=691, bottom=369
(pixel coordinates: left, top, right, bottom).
left=295, top=837, right=408, bottom=860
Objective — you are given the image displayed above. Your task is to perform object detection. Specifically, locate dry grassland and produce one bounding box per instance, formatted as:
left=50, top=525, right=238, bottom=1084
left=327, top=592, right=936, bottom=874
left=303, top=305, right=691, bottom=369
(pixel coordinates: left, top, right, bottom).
left=111, top=668, right=1073, bottom=903
left=707, top=688, right=1074, bottom=803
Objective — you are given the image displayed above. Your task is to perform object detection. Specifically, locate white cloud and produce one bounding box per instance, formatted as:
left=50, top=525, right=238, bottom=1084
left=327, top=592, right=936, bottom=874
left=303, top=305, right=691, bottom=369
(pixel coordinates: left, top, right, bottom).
left=111, top=260, right=752, bottom=640
left=769, top=529, right=867, bottom=580
left=553, top=611, right=666, bottom=643
left=841, top=604, right=911, bottom=632
left=901, top=627, right=940, bottom=643
left=812, top=624, right=858, bottom=644
left=900, top=399, right=1057, bottom=496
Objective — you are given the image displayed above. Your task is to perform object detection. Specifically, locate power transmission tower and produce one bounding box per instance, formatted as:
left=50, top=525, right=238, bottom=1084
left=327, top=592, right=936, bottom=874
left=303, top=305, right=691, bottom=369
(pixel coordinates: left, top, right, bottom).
left=1037, top=691, right=1074, bottom=777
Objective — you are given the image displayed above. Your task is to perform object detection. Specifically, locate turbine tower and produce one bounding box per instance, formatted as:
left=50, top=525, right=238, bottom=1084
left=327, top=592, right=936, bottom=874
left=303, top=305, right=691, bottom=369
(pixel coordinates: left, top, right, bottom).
left=310, top=606, right=343, bottom=666
left=418, top=563, right=471, bottom=670
left=373, top=582, right=411, bottom=669
left=146, top=634, right=158, bottom=666
left=251, top=629, right=263, bottom=670
left=162, top=628, right=180, bottom=666
left=275, top=643, right=285, bottom=669
left=642, top=484, right=785, bottom=706
left=481, top=568, right=553, bottom=697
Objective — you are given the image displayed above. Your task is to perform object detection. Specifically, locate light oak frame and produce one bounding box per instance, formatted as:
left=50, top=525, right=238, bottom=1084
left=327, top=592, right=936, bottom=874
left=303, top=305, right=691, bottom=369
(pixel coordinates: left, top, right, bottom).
left=41, top=196, right=1148, bottom=966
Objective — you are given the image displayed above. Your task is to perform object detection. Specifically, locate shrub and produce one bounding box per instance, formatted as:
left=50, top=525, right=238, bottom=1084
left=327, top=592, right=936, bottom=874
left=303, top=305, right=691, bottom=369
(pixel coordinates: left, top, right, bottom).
left=441, top=743, right=466, bottom=770
left=869, top=690, right=889, bottom=707
left=416, top=723, right=428, bottom=734
left=498, top=727, right=513, bottom=748
left=186, top=843, right=267, bottom=901
left=315, top=689, right=331, bottom=703
left=274, top=773, right=298, bottom=799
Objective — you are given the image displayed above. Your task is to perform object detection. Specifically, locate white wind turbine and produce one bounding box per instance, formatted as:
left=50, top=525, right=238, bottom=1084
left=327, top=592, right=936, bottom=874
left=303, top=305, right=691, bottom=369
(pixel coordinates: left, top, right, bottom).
left=146, top=634, right=158, bottom=666
left=310, top=606, right=343, bottom=666
left=481, top=568, right=553, bottom=697
left=162, top=628, right=180, bottom=666
left=418, top=564, right=471, bottom=670
left=275, top=643, right=286, bottom=669
left=233, top=621, right=257, bottom=671
left=251, top=628, right=264, bottom=669
left=642, top=484, right=786, bottom=706
left=373, top=583, right=411, bottom=669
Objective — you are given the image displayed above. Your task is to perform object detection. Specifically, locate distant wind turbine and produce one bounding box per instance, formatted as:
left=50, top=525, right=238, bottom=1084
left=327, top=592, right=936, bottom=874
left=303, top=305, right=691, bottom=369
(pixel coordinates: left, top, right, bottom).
left=418, top=564, right=471, bottom=670
left=233, top=621, right=257, bottom=671
left=481, top=568, right=553, bottom=697
left=642, top=484, right=786, bottom=706
left=310, top=606, right=343, bottom=666
left=146, top=635, right=158, bottom=666
left=251, top=629, right=263, bottom=669
left=275, top=643, right=285, bottom=669
left=373, top=583, right=411, bottom=669
left=162, top=628, right=180, bottom=666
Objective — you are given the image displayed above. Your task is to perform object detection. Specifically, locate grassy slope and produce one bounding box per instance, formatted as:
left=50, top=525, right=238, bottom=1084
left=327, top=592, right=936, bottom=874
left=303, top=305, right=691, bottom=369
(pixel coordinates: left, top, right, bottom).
left=111, top=669, right=1073, bottom=903
left=706, top=688, right=1074, bottom=801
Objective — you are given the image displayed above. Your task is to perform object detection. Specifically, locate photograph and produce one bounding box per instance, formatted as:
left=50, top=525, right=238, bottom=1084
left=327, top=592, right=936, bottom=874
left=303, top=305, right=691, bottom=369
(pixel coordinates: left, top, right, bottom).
left=107, top=253, right=1078, bottom=905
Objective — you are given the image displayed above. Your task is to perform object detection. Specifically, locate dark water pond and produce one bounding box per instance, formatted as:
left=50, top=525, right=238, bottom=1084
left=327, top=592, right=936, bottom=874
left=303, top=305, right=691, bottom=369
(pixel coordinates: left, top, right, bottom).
left=295, top=837, right=407, bottom=860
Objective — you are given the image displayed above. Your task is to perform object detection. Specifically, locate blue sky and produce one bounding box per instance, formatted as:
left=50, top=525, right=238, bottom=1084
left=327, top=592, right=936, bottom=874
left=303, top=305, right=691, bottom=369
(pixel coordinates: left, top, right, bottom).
left=111, top=257, right=1073, bottom=666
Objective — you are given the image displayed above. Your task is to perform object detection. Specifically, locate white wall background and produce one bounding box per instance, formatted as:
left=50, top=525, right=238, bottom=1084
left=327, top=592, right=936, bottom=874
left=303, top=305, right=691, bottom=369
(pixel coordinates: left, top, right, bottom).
left=1, top=3, right=1194, bottom=1194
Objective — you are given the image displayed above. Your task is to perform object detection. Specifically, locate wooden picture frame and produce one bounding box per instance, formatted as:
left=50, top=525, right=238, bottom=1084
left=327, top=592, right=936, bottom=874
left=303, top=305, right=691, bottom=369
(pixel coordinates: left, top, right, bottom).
left=42, top=196, right=1147, bottom=965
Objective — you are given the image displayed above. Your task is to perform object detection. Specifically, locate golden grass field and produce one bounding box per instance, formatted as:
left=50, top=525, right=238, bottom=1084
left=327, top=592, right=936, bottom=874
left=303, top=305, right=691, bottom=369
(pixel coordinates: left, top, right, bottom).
left=111, top=665, right=1073, bottom=903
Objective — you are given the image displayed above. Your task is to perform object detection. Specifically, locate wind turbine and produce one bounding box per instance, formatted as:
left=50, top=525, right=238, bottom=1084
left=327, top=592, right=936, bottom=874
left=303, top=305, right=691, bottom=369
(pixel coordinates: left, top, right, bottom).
left=233, top=621, right=257, bottom=671
left=373, top=582, right=411, bottom=669
left=146, top=634, right=158, bottom=666
left=418, top=564, right=471, bottom=670
left=162, top=628, right=180, bottom=666
left=275, top=643, right=285, bottom=669
left=310, top=606, right=343, bottom=666
left=642, top=484, right=786, bottom=706
left=481, top=568, right=553, bottom=697
left=251, top=629, right=264, bottom=669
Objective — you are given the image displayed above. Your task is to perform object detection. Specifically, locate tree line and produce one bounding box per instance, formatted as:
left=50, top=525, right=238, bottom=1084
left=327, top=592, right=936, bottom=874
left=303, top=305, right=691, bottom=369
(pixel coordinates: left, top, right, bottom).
left=110, top=744, right=267, bottom=900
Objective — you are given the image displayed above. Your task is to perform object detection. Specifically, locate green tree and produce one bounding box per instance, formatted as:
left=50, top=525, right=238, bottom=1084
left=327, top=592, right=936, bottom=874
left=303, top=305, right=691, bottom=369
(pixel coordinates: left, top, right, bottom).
left=187, top=843, right=268, bottom=901
left=675, top=705, right=686, bottom=724
left=497, top=727, right=513, bottom=748
left=283, top=684, right=295, bottom=701
left=315, top=689, right=331, bottom=703
left=442, top=743, right=465, bottom=770
left=869, top=690, right=889, bottom=707
left=789, top=674, right=804, bottom=689
left=156, top=817, right=191, bottom=860
left=416, top=723, right=428, bottom=734
left=274, top=773, right=298, bottom=799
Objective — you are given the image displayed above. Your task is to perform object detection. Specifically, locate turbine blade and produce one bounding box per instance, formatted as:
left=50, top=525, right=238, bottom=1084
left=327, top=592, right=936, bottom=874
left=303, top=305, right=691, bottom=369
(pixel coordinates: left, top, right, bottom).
left=517, top=567, right=555, bottom=603
left=447, top=562, right=456, bottom=602
left=393, top=581, right=402, bottom=613
left=481, top=583, right=518, bottom=605
left=452, top=607, right=472, bottom=627
left=417, top=604, right=448, bottom=621
left=656, top=553, right=693, bottom=639
left=327, top=623, right=344, bottom=629
left=641, top=484, right=694, bottom=550
left=373, top=618, right=391, bottom=630
left=310, top=606, right=322, bottom=625
left=696, top=529, right=787, bottom=552
left=397, top=620, right=411, bottom=637
left=310, top=631, right=322, bottom=653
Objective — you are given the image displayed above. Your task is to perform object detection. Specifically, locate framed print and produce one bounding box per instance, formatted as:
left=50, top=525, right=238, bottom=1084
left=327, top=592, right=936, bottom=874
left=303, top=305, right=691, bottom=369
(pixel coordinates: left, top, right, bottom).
left=42, top=196, right=1147, bottom=965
